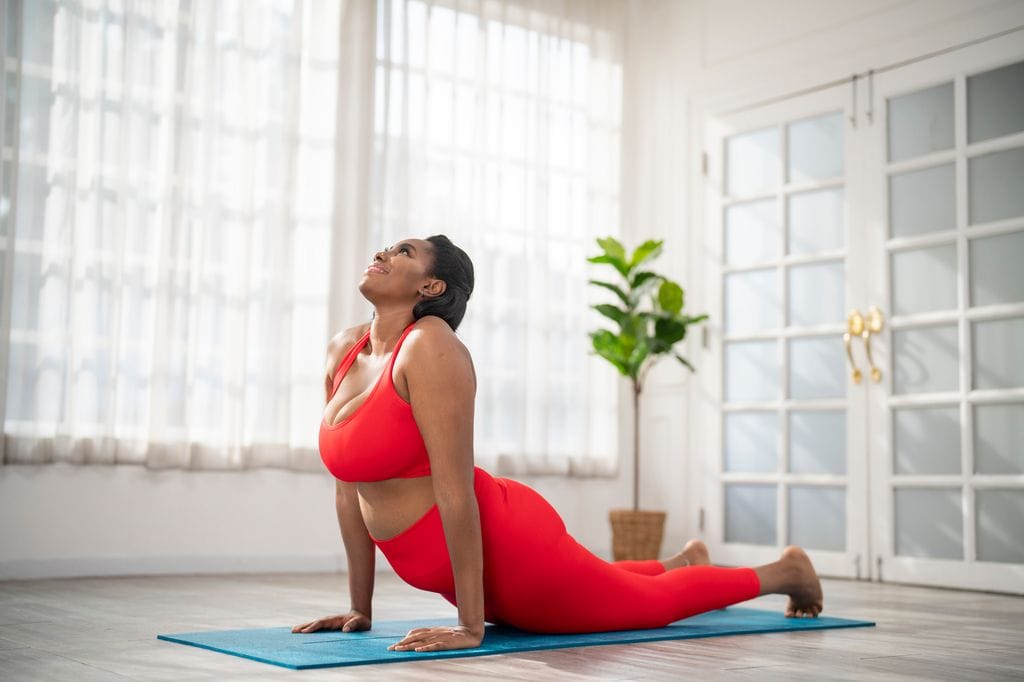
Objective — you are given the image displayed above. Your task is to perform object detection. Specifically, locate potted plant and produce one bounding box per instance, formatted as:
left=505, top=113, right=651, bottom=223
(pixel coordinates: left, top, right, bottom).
left=587, top=236, right=708, bottom=561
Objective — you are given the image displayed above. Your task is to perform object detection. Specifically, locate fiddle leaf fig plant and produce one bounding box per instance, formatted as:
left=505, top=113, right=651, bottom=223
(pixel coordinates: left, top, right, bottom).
left=587, top=236, right=708, bottom=511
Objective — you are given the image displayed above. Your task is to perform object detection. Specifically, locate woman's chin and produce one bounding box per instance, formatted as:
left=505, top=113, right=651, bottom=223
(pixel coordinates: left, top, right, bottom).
left=357, top=280, right=376, bottom=299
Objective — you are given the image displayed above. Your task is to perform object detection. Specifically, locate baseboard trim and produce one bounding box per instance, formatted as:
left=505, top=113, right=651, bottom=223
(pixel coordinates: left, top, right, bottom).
left=0, top=554, right=357, bottom=580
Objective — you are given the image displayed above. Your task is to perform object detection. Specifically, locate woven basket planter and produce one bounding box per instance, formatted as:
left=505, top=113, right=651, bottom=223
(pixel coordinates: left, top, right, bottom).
left=609, top=509, right=666, bottom=561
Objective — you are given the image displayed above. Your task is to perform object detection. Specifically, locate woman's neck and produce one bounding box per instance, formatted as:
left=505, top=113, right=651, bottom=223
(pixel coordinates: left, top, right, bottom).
left=367, top=309, right=415, bottom=356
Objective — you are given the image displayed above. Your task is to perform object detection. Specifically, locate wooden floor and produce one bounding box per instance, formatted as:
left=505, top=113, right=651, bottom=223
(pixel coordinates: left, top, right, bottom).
left=1, top=571, right=1022, bottom=680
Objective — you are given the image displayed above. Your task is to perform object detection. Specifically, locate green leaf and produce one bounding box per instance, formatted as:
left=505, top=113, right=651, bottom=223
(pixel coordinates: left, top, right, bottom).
left=654, top=317, right=687, bottom=346
left=587, top=254, right=631, bottom=279
left=629, top=239, right=663, bottom=269
left=596, top=236, right=627, bottom=262
left=626, top=344, right=650, bottom=379
left=588, top=279, right=630, bottom=308
left=630, top=271, right=661, bottom=289
left=657, top=280, right=684, bottom=314
left=590, top=329, right=620, bottom=350
left=595, top=350, right=630, bottom=376
left=632, top=313, right=654, bottom=341
left=628, top=271, right=661, bottom=305
left=619, top=331, right=637, bottom=357
left=673, top=352, right=696, bottom=373
left=592, top=303, right=627, bottom=329
left=590, top=330, right=631, bottom=377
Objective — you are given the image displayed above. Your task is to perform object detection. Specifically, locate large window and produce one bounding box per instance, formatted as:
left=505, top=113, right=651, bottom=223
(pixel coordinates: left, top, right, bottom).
left=0, top=0, right=625, bottom=474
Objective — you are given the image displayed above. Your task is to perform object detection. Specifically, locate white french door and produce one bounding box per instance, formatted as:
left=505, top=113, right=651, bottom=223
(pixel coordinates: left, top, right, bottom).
left=865, top=33, right=1024, bottom=593
left=699, top=32, right=1024, bottom=593
left=701, top=81, right=869, bottom=580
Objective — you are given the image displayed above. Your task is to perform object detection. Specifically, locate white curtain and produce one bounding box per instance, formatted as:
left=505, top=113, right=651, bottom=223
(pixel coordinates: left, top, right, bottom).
left=0, top=0, right=370, bottom=469
left=371, top=0, right=624, bottom=476
left=1, top=0, right=624, bottom=476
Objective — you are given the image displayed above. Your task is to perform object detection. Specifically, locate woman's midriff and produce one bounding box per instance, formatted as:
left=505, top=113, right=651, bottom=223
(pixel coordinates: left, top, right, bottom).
left=357, top=475, right=437, bottom=542
left=367, top=467, right=501, bottom=609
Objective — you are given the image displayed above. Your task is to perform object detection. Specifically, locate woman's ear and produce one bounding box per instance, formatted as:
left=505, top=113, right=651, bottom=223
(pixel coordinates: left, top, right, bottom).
left=421, top=279, right=446, bottom=299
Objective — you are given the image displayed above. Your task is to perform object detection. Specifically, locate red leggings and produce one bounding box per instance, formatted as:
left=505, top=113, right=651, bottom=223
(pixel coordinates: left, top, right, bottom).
left=372, top=467, right=760, bottom=634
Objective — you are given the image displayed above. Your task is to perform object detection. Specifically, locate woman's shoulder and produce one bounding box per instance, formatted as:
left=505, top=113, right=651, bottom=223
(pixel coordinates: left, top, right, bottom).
left=407, top=315, right=464, bottom=345
left=405, top=316, right=473, bottom=364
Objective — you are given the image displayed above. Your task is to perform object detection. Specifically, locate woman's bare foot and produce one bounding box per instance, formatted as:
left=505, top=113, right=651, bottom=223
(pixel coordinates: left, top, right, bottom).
left=754, top=545, right=823, bottom=618
left=661, top=539, right=712, bottom=571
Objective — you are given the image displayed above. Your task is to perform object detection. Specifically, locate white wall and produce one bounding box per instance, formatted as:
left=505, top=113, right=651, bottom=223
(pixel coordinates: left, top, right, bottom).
left=4, top=0, right=1022, bottom=581
left=0, top=466, right=342, bottom=579
left=0, top=462, right=636, bottom=580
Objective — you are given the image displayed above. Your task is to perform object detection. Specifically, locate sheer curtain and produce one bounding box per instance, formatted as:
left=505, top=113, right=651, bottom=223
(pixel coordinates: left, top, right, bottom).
left=0, top=0, right=367, bottom=469
left=371, top=0, right=624, bottom=476
left=1, top=0, right=624, bottom=475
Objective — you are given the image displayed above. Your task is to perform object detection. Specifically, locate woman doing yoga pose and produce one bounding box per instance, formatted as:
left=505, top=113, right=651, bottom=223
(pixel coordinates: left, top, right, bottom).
left=294, top=235, right=823, bottom=653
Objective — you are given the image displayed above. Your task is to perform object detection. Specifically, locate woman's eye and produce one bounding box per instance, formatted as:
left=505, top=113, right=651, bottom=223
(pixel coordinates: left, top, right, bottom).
left=399, top=246, right=410, bottom=254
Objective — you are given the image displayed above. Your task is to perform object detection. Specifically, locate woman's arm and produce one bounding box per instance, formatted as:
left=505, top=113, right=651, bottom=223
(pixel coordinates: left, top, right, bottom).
left=292, top=481, right=376, bottom=634
left=389, top=322, right=484, bottom=652
left=336, top=480, right=376, bottom=618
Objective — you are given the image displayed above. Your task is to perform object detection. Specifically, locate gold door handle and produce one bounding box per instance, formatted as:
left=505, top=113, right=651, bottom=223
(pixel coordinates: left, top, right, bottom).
left=844, top=309, right=864, bottom=384
left=862, top=306, right=885, bottom=383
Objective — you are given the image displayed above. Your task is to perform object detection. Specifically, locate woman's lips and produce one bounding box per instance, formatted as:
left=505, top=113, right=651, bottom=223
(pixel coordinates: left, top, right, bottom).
left=365, top=265, right=388, bottom=274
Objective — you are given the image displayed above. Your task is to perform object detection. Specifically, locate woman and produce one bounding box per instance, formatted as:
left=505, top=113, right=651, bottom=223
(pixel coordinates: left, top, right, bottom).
left=294, top=235, right=823, bottom=653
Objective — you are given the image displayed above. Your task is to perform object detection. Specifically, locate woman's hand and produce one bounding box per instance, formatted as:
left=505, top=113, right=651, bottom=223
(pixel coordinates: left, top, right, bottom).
left=387, top=625, right=483, bottom=653
left=291, top=610, right=371, bottom=634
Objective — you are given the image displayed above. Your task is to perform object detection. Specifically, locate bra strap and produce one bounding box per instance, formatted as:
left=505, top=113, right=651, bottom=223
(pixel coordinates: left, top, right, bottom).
left=331, top=329, right=371, bottom=393
left=380, top=321, right=415, bottom=391
left=388, top=321, right=418, bottom=372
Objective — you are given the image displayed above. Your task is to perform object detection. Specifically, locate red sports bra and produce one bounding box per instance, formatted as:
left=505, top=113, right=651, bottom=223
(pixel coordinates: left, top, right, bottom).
left=318, top=322, right=432, bottom=482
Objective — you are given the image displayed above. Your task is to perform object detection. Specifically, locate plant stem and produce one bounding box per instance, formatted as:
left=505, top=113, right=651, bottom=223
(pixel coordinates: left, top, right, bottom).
left=632, top=380, right=640, bottom=512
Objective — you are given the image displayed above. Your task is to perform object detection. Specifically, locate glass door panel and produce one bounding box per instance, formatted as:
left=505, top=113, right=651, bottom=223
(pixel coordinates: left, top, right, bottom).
left=723, top=412, right=779, bottom=473
left=789, top=410, right=846, bottom=475
left=969, top=230, right=1024, bottom=305
left=966, top=60, right=1024, bottom=143
left=888, top=163, right=957, bottom=237
left=890, top=245, right=957, bottom=315
left=973, top=403, right=1024, bottom=475
left=886, top=82, right=954, bottom=162
left=788, top=188, right=845, bottom=253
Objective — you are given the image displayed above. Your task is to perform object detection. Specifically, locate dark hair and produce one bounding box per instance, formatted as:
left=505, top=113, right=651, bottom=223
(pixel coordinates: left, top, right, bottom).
left=413, top=234, right=474, bottom=331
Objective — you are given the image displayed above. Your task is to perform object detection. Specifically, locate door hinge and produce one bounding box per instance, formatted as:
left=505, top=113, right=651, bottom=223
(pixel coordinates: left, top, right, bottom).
left=698, top=506, right=705, bottom=533
left=876, top=556, right=883, bottom=583
left=702, top=326, right=709, bottom=349
left=701, top=151, right=708, bottom=177
left=854, top=553, right=862, bottom=580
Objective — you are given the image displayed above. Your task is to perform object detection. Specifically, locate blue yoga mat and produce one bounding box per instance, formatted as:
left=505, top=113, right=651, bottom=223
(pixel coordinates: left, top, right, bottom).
left=158, top=607, right=874, bottom=670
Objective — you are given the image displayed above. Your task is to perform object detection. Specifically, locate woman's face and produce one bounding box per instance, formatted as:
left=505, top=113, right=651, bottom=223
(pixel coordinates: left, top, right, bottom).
left=360, top=237, right=444, bottom=302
